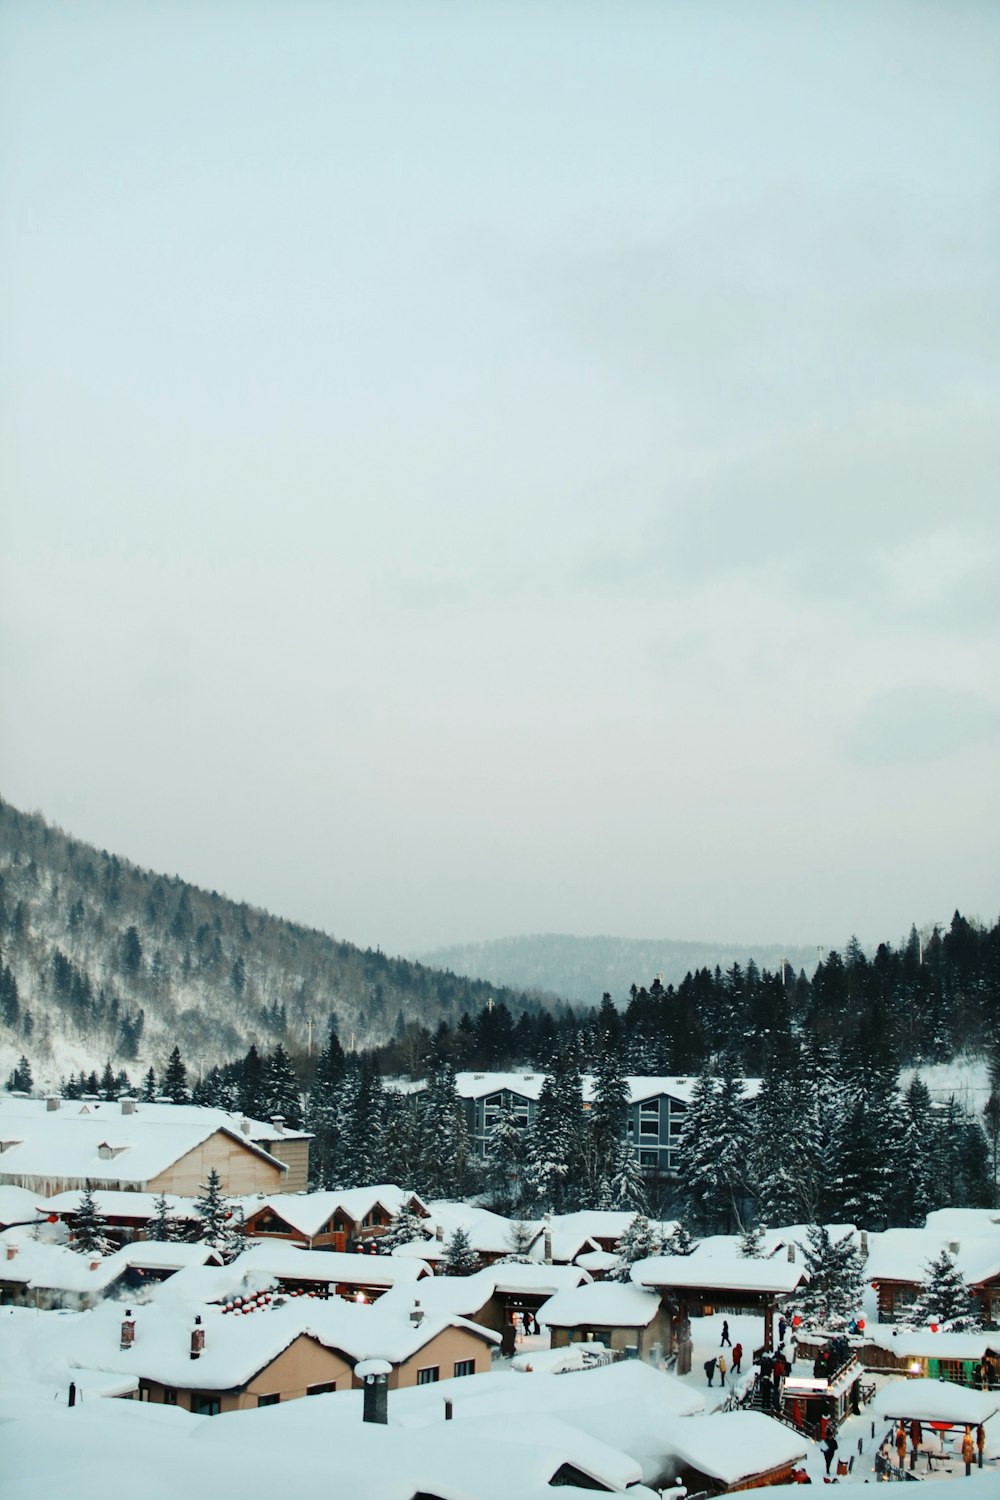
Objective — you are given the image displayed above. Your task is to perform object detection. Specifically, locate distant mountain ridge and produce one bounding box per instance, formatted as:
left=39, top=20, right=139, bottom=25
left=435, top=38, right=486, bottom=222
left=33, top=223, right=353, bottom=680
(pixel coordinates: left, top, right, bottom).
left=417, top=932, right=826, bottom=1008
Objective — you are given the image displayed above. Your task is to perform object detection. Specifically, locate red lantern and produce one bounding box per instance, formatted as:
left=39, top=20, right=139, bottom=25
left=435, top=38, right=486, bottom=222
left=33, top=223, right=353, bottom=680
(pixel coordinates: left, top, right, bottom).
left=857, top=1319, right=865, bottom=1331
left=930, top=1323, right=939, bottom=1333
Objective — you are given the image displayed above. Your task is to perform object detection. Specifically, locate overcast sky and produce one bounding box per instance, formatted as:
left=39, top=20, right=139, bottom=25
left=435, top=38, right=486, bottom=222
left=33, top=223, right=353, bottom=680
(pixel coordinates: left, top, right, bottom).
left=1, top=1, right=998, bottom=958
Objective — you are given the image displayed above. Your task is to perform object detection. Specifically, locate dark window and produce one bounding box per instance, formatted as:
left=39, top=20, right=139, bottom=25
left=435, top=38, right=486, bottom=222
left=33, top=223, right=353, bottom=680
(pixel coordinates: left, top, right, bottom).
left=639, top=1100, right=659, bottom=1117
left=191, top=1394, right=221, bottom=1416
left=307, top=1381, right=338, bottom=1395
left=257, top=1392, right=281, bottom=1407
left=163, top=1388, right=177, bottom=1406
left=639, top=1119, right=659, bottom=1136
left=416, top=1366, right=440, bottom=1385
left=639, top=1150, right=659, bottom=1166
left=453, top=1359, right=475, bottom=1378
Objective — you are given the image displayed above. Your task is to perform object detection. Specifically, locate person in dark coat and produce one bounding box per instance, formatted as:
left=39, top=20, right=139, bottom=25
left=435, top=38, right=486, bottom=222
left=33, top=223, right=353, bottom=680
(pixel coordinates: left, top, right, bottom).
left=822, top=1435, right=839, bottom=1476
left=704, top=1357, right=717, bottom=1386
left=720, top=1319, right=731, bottom=1346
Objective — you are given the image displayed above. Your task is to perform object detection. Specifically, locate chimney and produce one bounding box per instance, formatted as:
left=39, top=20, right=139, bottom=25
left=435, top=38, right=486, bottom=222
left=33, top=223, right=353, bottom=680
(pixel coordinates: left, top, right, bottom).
left=860, top=1230, right=868, bottom=1260
left=950, top=1241, right=960, bottom=1256
left=120, top=1309, right=135, bottom=1350
left=544, top=1217, right=553, bottom=1265
left=190, top=1314, right=205, bottom=1360
left=444, top=1399, right=453, bottom=1420
left=271, top=1116, right=285, bottom=1136
left=787, top=1243, right=795, bottom=1263
left=239, top=1118, right=252, bottom=1137
left=46, top=1097, right=61, bottom=1112
left=6, top=1243, right=17, bottom=1262
left=121, top=1098, right=137, bottom=1116
left=435, top=1224, right=444, bottom=1243
left=410, top=1299, right=424, bottom=1327
left=356, top=1359, right=391, bottom=1424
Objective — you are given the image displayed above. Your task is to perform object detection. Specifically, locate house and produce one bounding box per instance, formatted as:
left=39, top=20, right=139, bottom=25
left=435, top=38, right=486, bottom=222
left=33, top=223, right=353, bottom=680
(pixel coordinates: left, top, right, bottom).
left=865, top=1226, right=1000, bottom=1325
left=538, top=1279, right=673, bottom=1361
left=0, top=1232, right=222, bottom=1309
left=379, top=1261, right=592, bottom=1339
left=232, top=1241, right=433, bottom=1302
left=57, top=1294, right=499, bottom=1411
left=0, top=1097, right=308, bottom=1197
left=450, top=1072, right=759, bottom=1186
left=43, top=1188, right=202, bottom=1246
left=632, top=1239, right=805, bottom=1362
left=241, top=1186, right=428, bottom=1250
left=655, top=1411, right=807, bottom=1492
left=862, top=1328, right=1000, bottom=1387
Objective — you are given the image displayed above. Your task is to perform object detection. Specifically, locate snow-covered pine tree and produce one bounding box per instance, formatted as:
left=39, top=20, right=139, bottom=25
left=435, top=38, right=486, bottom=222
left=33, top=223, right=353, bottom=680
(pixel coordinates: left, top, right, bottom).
left=498, top=1220, right=536, bottom=1263
left=148, top=1192, right=187, bottom=1243
left=305, top=1021, right=346, bottom=1188
left=663, top=1221, right=699, bottom=1256
left=608, top=1140, right=648, bottom=1212
left=141, top=1066, right=157, bottom=1102
left=738, top=1219, right=766, bottom=1258
left=264, top=1043, right=303, bottom=1127
left=334, top=1056, right=386, bottom=1188
left=161, top=1045, right=190, bottom=1103
left=443, top=1224, right=479, bottom=1276
left=72, top=1181, right=114, bottom=1256
left=609, top=1213, right=662, bottom=1281
left=237, top=1045, right=268, bottom=1119
left=486, top=1098, right=524, bottom=1214
left=419, top=1063, right=472, bottom=1199
left=5, top=1055, right=32, bottom=1092
left=378, top=1202, right=429, bottom=1254
left=751, top=1044, right=822, bottom=1225
left=792, top=1224, right=864, bottom=1330
left=524, top=1050, right=585, bottom=1212
left=901, top=1075, right=938, bottom=1224
left=193, top=1167, right=245, bottom=1262
left=909, top=1249, right=980, bottom=1331
left=588, top=996, right=630, bottom=1197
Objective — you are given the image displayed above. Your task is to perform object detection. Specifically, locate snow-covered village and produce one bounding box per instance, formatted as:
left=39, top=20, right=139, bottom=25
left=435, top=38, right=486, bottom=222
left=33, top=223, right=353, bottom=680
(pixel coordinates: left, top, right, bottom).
left=3, top=1058, right=1000, bottom=1500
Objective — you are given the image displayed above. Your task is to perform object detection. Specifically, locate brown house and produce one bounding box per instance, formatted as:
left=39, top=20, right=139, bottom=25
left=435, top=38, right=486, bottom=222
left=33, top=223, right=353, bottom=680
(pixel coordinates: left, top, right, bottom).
left=241, top=1187, right=428, bottom=1251
left=538, top=1280, right=673, bottom=1361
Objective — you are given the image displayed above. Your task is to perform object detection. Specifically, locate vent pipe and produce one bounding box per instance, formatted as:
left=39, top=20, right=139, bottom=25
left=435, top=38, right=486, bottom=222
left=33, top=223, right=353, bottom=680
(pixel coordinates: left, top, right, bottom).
left=190, top=1314, right=205, bottom=1360
left=120, top=1310, right=135, bottom=1351
left=46, top=1097, right=61, bottom=1112
left=410, top=1299, right=424, bottom=1327
left=787, top=1243, right=795, bottom=1263
left=121, top=1098, right=137, bottom=1116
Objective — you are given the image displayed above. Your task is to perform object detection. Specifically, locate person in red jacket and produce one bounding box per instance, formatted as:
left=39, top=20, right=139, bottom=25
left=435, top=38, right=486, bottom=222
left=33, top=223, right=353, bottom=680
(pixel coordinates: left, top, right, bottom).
left=732, top=1341, right=743, bottom=1373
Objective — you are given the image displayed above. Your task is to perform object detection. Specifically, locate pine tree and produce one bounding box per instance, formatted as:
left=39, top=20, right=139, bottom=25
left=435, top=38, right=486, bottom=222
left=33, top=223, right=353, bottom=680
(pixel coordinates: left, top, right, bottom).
left=609, top=1213, right=662, bottom=1281
left=485, top=1098, right=525, bottom=1213
left=335, top=1056, right=385, bottom=1188
left=378, top=1203, right=429, bottom=1254
left=792, top=1224, right=864, bottom=1330
left=499, top=1220, right=536, bottom=1263
left=608, top=1140, right=648, bottom=1212
left=161, top=1045, right=190, bottom=1104
left=443, top=1224, right=479, bottom=1276
left=751, top=1045, right=822, bottom=1224
left=264, top=1043, right=302, bottom=1127
left=588, top=996, right=630, bottom=1197
left=663, top=1220, right=699, bottom=1256
left=193, top=1167, right=245, bottom=1261
left=72, top=1181, right=114, bottom=1256
left=306, top=1021, right=346, bottom=1188
left=901, top=1075, right=938, bottom=1223
left=237, top=1044, right=268, bottom=1119
left=909, top=1249, right=980, bottom=1331
left=141, top=1066, right=157, bottom=1102
left=148, top=1192, right=186, bottom=1243
left=524, top=1050, right=585, bottom=1212
left=738, top=1220, right=766, bottom=1258
left=5, top=1055, right=32, bottom=1092
left=419, top=1063, right=472, bottom=1198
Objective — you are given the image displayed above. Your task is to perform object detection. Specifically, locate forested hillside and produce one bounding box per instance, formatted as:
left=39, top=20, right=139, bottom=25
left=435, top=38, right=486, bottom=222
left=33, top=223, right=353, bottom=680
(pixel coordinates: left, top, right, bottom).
left=0, top=799, right=556, bottom=1087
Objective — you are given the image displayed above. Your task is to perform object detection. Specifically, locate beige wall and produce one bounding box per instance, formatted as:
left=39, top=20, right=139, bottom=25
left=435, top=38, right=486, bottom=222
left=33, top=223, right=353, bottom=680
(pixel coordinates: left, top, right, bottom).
left=550, top=1306, right=672, bottom=1359
left=139, top=1334, right=353, bottom=1413
left=263, top=1139, right=308, bottom=1192
left=390, top=1325, right=494, bottom=1387
left=148, top=1132, right=285, bottom=1196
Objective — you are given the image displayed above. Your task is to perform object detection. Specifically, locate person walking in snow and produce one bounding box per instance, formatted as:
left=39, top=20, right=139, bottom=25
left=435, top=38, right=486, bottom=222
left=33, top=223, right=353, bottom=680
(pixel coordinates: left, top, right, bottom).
left=822, top=1434, right=839, bottom=1477
left=720, top=1319, right=731, bottom=1347
left=962, top=1427, right=975, bottom=1476
left=704, top=1357, right=717, bottom=1386
left=718, top=1352, right=727, bottom=1384
left=779, top=1315, right=787, bottom=1342
left=895, top=1425, right=907, bottom=1471
left=732, top=1341, right=743, bottom=1374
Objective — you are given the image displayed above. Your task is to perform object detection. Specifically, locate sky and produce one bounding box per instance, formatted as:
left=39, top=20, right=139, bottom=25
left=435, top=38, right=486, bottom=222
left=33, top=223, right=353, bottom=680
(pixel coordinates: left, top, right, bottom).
left=1, top=0, right=998, bottom=958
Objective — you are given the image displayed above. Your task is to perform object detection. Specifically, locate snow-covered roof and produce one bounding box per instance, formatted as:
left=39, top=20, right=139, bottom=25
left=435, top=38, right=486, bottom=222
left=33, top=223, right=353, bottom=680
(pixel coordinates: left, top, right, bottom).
left=233, top=1241, right=432, bottom=1286
left=452, top=1072, right=760, bottom=1106
left=239, top=1186, right=427, bottom=1238
left=379, top=1263, right=591, bottom=1321
left=866, top=1227, right=1000, bottom=1286
left=632, top=1243, right=804, bottom=1295
left=0, top=1100, right=289, bottom=1189
left=0, top=1231, right=222, bottom=1293
left=423, top=1201, right=543, bottom=1256
left=867, top=1327, right=1000, bottom=1361
left=875, top=1377, right=1000, bottom=1426
left=656, top=1410, right=806, bottom=1485
left=43, top=1188, right=202, bottom=1220
left=0, top=1184, right=47, bottom=1227
left=538, top=1280, right=663, bottom=1329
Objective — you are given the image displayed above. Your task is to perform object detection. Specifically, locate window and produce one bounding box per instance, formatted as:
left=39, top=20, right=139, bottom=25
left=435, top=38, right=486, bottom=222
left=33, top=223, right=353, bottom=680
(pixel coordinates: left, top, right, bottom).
left=416, top=1366, right=440, bottom=1385
left=257, top=1392, right=281, bottom=1407
left=453, top=1359, right=475, bottom=1378
left=639, top=1099, right=659, bottom=1117
left=639, top=1151, right=659, bottom=1167
left=163, top=1388, right=177, bottom=1406
left=668, top=1118, right=684, bottom=1136
left=191, top=1394, right=221, bottom=1416
left=639, top=1119, right=659, bottom=1137
left=307, top=1381, right=337, bottom=1395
